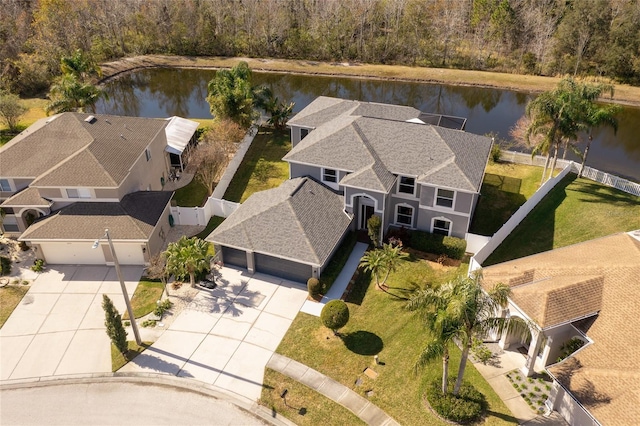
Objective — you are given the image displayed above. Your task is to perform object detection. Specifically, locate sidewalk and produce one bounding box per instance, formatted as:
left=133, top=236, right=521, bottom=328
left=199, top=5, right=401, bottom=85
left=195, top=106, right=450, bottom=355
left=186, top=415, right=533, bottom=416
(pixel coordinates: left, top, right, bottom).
left=268, top=353, right=400, bottom=426
left=300, top=242, right=368, bottom=317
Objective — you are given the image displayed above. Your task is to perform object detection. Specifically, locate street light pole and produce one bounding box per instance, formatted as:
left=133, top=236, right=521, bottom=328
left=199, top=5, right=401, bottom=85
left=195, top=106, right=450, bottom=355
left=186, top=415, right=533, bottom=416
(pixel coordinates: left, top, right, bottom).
left=95, top=229, right=142, bottom=345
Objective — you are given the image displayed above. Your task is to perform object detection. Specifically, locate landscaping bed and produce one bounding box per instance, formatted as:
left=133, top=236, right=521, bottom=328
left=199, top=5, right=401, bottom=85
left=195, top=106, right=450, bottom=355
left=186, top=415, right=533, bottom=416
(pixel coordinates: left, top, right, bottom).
left=505, top=370, right=553, bottom=415
left=265, top=253, right=517, bottom=425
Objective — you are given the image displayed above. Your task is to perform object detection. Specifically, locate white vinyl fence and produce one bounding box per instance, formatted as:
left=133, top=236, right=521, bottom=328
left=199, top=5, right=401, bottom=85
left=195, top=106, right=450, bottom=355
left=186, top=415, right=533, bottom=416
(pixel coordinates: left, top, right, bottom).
left=170, top=197, right=240, bottom=226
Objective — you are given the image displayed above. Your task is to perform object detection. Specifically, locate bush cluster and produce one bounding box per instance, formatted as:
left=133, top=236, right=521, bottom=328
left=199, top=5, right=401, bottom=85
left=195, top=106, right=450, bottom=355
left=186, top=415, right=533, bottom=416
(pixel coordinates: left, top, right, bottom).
left=1, top=256, right=11, bottom=276
left=30, top=259, right=45, bottom=272
left=425, top=379, right=487, bottom=424
left=307, top=277, right=322, bottom=297
left=409, top=231, right=467, bottom=260
left=153, top=299, right=173, bottom=317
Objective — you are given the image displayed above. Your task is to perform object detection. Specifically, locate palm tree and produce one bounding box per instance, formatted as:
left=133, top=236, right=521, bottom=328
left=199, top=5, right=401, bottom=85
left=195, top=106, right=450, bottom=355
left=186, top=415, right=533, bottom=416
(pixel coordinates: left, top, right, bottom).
left=578, top=102, right=620, bottom=177
left=407, top=285, right=463, bottom=394
left=446, top=275, right=530, bottom=395
left=359, top=244, right=408, bottom=290
left=45, top=74, right=106, bottom=114
left=163, top=236, right=212, bottom=287
left=254, top=86, right=295, bottom=131
left=60, top=49, right=102, bottom=81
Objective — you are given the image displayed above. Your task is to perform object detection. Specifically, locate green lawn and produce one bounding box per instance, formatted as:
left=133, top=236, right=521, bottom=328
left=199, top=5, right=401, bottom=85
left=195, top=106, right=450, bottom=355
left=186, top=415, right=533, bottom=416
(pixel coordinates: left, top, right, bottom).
left=123, top=280, right=165, bottom=320
left=265, top=254, right=517, bottom=425
left=173, top=179, right=208, bottom=207
left=0, top=285, right=29, bottom=328
left=223, top=128, right=291, bottom=203
left=194, top=216, right=225, bottom=239
left=111, top=341, right=151, bottom=372
left=470, top=163, right=543, bottom=236
left=262, top=369, right=365, bottom=426
left=484, top=173, right=640, bottom=265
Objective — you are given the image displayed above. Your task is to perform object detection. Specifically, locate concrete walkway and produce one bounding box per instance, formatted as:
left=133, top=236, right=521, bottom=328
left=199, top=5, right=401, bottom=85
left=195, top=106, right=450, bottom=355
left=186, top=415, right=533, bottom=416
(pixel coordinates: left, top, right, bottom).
left=268, top=353, right=400, bottom=426
left=300, top=242, right=369, bottom=317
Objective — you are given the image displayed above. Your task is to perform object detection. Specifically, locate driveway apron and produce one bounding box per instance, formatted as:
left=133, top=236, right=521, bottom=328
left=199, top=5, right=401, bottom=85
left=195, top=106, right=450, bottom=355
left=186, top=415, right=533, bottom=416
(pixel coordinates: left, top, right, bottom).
left=0, top=265, right=143, bottom=381
left=120, top=267, right=308, bottom=402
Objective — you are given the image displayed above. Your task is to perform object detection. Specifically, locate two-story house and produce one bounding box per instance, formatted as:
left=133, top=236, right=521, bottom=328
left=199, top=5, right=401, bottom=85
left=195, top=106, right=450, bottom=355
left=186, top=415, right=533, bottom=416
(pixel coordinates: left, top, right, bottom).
left=208, top=97, right=492, bottom=282
left=0, top=112, right=198, bottom=265
left=285, top=96, right=492, bottom=240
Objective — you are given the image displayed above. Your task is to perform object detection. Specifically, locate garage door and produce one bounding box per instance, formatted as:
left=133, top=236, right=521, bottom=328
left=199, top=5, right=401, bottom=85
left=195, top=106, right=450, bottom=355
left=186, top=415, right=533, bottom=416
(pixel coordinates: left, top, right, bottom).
left=112, top=244, right=145, bottom=265
left=40, top=242, right=105, bottom=265
left=254, top=253, right=312, bottom=283
left=222, top=246, right=247, bottom=268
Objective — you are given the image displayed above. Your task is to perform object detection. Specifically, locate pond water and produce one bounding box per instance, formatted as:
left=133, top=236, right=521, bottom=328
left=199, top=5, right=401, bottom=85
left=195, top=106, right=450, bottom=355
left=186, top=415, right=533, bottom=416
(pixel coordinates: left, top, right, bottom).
left=96, top=68, right=640, bottom=182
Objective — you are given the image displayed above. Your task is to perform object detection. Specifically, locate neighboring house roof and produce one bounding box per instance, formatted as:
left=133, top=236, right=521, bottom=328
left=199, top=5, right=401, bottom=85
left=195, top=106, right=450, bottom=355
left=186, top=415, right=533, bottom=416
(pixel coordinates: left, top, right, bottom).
left=165, top=116, right=199, bottom=155
left=284, top=97, right=491, bottom=193
left=19, top=191, right=172, bottom=241
left=1, top=113, right=197, bottom=188
left=1, top=187, right=53, bottom=208
left=482, top=232, right=640, bottom=425
left=207, top=177, right=352, bottom=266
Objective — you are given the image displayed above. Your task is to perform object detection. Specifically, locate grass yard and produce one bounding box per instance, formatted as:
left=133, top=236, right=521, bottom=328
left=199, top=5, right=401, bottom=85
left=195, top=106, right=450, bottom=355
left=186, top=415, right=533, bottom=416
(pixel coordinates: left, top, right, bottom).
left=485, top=173, right=640, bottom=265
left=173, top=179, right=208, bottom=207
left=194, top=216, right=225, bottom=239
left=261, top=369, right=365, bottom=426
left=0, top=285, right=29, bottom=328
left=264, top=254, right=517, bottom=425
left=123, top=279, right=165, bottom=320
left=470, top=163, right=543, bottom=236
left=223, top=128, right=290, bottom=203
left=0, top=98, right=48, bottom=145
left=111, top=341, right=151, bottom=372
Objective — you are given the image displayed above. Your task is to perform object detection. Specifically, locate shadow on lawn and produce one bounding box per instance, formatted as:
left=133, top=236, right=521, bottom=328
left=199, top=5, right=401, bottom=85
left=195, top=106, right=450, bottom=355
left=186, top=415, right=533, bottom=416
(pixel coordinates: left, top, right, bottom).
left=342, top=330, right=383, bottom=355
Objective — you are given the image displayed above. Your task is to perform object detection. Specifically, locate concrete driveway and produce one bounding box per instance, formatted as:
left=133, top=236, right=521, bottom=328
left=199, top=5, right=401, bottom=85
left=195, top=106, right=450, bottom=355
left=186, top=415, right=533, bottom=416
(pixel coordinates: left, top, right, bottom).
left=0, top=265, right=143, bottom=381
left=120, top=267, right=308, bottom=402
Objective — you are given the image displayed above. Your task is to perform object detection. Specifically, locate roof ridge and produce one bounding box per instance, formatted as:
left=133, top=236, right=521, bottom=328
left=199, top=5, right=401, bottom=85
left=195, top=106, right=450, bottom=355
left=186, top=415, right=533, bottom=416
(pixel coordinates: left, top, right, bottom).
left=287, top=197, right=320, bottom=264
left=352, top=121, right=395, bottom=189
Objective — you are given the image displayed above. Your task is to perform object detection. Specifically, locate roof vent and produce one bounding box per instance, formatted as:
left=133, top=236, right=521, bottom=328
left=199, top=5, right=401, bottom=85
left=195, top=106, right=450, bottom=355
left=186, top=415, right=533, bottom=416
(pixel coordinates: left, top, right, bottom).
left=120, top=134, right=126, bottom=140
left=84, top=115, right=96, bottom=123
left=105, top=119, right=111, bottom=124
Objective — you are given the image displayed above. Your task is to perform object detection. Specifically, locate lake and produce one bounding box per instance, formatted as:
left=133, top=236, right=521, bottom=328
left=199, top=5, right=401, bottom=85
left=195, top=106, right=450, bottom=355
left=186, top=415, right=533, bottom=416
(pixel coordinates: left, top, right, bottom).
left=96, top=68, right=640, bottom=182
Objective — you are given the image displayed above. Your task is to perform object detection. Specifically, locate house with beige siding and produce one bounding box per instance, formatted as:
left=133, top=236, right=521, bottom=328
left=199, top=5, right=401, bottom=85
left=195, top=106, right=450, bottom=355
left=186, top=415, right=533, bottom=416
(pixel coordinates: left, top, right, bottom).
left=0, top=112, right=198, bottom=265
left=482, top=231, right=640, bottom=426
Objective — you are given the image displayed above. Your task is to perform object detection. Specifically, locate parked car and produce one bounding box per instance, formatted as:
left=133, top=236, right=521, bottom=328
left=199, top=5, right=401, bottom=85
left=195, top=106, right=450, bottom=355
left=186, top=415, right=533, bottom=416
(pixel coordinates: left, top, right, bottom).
left=198, top=278, right=216, bottom=289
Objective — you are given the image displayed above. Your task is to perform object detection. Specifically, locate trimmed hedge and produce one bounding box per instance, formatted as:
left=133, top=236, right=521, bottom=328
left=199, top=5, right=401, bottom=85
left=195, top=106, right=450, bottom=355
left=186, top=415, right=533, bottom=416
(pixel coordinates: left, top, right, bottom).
left=426, top=379, right=488, bottom=424
left=409, top=230, right=467, bottom=260
left=321, top=300, right=349, bottom=334
left=1, top=256, right=11, bottom=276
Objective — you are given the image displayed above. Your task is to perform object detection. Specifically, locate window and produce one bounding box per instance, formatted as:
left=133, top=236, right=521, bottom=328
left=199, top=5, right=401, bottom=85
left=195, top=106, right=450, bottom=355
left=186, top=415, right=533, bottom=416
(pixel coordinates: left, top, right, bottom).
left=396, top=205, right=413, bottom=226
left=323, top=168, right=337, bottom=183
left=433, top=218, right=451, bottom=236
left=0, top=179, right=11, bottom=192
left=2, top=223, right=19, bottom=232
left=145, top=148, right=152, bottom=161
left=300, top=128, right=309, bottom=140
left=398, top=176, right=415, bottom=195
left=436, top=189, right=454, bottom=208
left=66, top=188, right=91, bottom=199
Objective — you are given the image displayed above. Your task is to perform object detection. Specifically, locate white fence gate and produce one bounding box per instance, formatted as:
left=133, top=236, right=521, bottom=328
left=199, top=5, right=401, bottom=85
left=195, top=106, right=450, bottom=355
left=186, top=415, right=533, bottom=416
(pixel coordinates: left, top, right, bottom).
left=170, top=197, right=240, bottom=226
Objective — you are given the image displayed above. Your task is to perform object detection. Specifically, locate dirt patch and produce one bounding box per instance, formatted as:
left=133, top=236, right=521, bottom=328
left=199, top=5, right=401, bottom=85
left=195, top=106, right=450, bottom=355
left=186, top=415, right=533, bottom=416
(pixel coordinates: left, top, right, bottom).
left=404, top=248, right=461, bottom=270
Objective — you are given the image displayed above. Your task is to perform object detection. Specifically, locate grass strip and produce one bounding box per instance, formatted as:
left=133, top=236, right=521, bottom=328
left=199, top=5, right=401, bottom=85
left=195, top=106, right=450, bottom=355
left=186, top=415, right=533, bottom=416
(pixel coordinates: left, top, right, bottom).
left=0, top=285, right=29, bottom=328
left=261, top=369, right=365, bottom=426
left=111, top=341, right=151, bottom=372
left=123, top=280, right=165, bottom=320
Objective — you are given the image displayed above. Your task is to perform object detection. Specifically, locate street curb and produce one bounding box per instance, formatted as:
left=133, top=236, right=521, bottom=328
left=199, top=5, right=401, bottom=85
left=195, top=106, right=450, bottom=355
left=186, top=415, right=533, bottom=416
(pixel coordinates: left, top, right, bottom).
left=0, top=373, right=296, bottom=426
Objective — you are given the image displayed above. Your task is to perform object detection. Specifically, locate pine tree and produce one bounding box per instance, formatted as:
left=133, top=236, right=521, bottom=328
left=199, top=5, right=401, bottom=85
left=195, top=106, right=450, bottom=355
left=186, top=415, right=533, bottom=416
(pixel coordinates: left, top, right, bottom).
left=102, top=294, right=128, bottom=355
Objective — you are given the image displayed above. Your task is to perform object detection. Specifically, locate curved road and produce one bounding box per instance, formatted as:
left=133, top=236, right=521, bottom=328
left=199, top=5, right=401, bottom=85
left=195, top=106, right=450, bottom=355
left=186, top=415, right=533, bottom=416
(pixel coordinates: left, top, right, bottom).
left=1, top=381, right=267, bottom=425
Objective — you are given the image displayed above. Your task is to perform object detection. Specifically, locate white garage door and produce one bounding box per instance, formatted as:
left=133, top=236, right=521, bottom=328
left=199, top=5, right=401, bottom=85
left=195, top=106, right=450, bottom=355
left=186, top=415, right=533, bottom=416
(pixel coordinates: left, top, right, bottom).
left=39, top=242, right=145, bottom=265
left=40, top=242, right=105, bottom=265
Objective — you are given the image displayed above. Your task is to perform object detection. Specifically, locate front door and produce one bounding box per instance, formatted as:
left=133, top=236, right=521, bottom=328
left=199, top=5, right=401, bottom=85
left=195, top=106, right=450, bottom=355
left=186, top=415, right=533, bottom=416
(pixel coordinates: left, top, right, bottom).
left=359, top=203, right=375, bottom=230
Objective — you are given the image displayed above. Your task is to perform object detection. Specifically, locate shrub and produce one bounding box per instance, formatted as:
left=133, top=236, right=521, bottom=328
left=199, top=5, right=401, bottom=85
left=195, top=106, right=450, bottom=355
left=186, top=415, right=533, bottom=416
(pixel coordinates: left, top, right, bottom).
left=557, top=337, right=585, bottom=362
left=490, top=143, right=502, bottom=163
left=320, top=300, right=349, bottom=335
left=0, top=256, right=11, bottom=276
left=307, top=277, right=322, bottom=297
left=367, top=215, right=381, bottom=247
left=534, top=386, right=541, bottom=392
left=408, top=230, right=467, bottom=260
left=31, top=259, right=45, bottom=272
left=153, top=299, right=173, bottom=317
left=425, top=379, right=487, bottom=424
left=141, top=319, right=157, bottom=328
left=471, top=338, right=493, bottom=364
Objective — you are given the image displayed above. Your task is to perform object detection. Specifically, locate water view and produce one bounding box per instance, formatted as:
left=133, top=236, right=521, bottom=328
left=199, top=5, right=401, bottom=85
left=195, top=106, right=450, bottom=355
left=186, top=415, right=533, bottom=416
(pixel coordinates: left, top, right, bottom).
left=96, top=68, right=640, bottom=182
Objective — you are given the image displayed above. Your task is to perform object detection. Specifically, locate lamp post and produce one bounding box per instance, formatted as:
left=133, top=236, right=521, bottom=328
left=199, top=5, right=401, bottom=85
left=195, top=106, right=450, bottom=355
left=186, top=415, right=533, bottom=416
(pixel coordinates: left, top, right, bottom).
left=93, top=229, right=141, bottom=345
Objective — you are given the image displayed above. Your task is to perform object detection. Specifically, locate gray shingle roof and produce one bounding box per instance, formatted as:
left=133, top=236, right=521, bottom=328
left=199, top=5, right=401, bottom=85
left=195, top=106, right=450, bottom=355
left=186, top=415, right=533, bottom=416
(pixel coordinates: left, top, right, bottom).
left=19, top=191, right=172, bottom=241
left=207, top=177, right=351, bottom=266
left=1, top=113, right=170, bottom=187
left=284, top=97, right=492, bottom=193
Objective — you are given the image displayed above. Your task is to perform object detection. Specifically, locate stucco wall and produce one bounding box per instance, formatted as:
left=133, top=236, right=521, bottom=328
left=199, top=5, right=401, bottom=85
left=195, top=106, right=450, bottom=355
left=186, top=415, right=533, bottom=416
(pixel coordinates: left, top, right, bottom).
left=119, top=132, right=169, bottom=198
left=147, top=201, right=172, bottom=258
left=389, top=196, right=420, bottom=228
left=416, top=208, right=469, bottom=238
left=454, top=191, right=473, bottom=214
left=289, top=162, right=321, bottom=181
left=549, top=382, right=598, bottom=426
left=94, top=188, right=119, bottom=199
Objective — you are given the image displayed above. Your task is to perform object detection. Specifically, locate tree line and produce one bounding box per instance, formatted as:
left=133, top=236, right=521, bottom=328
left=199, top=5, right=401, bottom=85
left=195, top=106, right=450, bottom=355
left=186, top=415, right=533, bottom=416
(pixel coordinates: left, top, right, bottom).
left=3, top=0, right=640, bottom=96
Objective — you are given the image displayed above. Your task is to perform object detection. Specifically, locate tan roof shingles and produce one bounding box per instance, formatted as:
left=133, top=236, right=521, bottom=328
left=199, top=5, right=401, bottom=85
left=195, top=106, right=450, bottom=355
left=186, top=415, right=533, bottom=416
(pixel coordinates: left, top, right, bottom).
left=1, top=187, right=53, bottom=207
left=19, top=191, right=172, bottom=241
left=483, top=232, right=640, bottom=425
